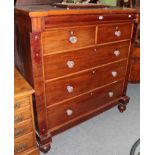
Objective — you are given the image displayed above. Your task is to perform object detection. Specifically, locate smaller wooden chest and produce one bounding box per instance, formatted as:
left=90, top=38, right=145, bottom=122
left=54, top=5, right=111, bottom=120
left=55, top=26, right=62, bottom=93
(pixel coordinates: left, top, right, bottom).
left=14, top=68, right=39, bottom=155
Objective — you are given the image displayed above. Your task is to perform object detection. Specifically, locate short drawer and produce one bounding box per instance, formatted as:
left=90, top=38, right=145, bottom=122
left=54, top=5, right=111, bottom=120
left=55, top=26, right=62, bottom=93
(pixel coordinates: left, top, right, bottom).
left=44, top=41, right=130, bottom=80
left=45, top=60, right=127, bottom=106
left=47, top=80, right=124, bottom=130
left=14, top=96, right=30, bottom=112
left=14, top=132, right=35, bottom=154
left=97, top=22, right=133, bottom=44
left=42, top=26, right=96, bottom=54
left=14, top=106, right=32, bottom=124
left=14, top=119, right=33, bottom=138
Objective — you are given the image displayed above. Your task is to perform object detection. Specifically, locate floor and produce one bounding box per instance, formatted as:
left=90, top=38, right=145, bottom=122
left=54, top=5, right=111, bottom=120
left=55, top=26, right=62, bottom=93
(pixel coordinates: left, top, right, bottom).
left=41, top=84, right=140, bottom=155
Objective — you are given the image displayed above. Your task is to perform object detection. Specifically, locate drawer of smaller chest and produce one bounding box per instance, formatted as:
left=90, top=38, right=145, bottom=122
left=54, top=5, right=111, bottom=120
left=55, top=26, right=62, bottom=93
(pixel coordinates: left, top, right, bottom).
left=44, top=41, right=130, bottom=80
left=14, top=132, right=35, bottom=154
left=45, top=60, right=127, bottom=106
left=42, top=26, right=96, bottom=54
left=97, top=22, right=133, bottom=44
left=14, top=119, right=33, bottom=138
left=14, top=106, right=32, bottom=124
left=14, top=96, right=30, bottom=112
left=47, top=80, right=124, bottom=130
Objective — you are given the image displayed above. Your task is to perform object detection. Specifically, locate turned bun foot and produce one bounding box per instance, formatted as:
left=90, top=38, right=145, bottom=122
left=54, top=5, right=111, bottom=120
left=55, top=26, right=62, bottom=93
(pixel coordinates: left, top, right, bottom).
left=118, top=104, right=126, bottom=113
left=39, top=143, right=51, bottom=153
left=118, top=96, right=130, bottom=113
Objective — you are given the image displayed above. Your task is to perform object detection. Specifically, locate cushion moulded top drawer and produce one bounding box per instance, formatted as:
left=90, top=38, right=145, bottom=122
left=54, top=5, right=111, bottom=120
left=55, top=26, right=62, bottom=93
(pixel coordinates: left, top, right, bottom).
left=97, top=22, right=133, bottom=44
left=42, top=26, right=96, bottom=54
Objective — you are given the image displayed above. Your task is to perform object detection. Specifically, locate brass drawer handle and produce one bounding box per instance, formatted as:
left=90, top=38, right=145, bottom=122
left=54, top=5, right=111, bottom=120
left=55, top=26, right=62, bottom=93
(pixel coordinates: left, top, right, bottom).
left=114, top=30, right=121, bottom=37
left=67, top=60, right=75, bottom=68
left=69, top=36, right=78, bottom=44
left=14, top=115, right=23, bottom=123
left=14, top=102, right=20, bottom=109
left=14, top=128, right=25, bottom=137
left=66, top=109, right=73, bottom=116
left=108, top=91, right=114, bottom=98
left=66, top=85, right=74, bottom=93
left=114, top=50, right=120, bottom=56
left=15, top=143, right=27, bottom=153
left=111, top=71, right=118, bottom=77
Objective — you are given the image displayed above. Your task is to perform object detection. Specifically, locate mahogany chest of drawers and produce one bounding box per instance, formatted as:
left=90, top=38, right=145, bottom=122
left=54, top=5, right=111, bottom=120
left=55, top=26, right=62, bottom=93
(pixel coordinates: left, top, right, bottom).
left=14, top=68, right=39, bottom=155
left=15, top=5, right=139, bottom=153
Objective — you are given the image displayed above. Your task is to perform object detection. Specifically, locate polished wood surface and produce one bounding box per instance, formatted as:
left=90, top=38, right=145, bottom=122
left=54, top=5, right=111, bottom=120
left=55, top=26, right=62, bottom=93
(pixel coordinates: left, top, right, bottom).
left=129, top=45, right=140, bottom=83
left=14, top=68, right=39, bottom=155
left=15, top=6, right=139, bottom=152
left=43, top=41, right=130, bottom=80
left=47, top=80, right=124, bottom=130
left=97, top=22, right=133, bottom=43
left=45, top=60, right=127, bottom=106
left=42, top=26, right=96, bottom=54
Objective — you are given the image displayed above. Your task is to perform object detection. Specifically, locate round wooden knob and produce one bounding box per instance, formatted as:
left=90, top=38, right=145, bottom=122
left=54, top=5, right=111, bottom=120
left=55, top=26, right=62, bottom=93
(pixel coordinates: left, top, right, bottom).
left=69, top=36, right=77, bottom=44
left=114, top=50, right=120, bottom=56
left=99, top=15, right=104, bottom=20
left=114, top=30, right=121, bottom=37
left=111, top=71, right=118, bottom=77
left=67, top=85, right=74, bottom=93
left=67, top=60, right=75, bottom=68
left=66, top=109, right=73, bottom=116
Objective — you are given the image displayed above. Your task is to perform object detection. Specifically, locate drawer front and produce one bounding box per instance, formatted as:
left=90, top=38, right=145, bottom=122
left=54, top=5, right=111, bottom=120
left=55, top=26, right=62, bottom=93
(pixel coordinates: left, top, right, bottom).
left=14, top=119, right=33, bottom=138
left=45, top=60, right=127, bottom=106
left=14, top=97, right=30, bottom=112
left=14, top=106, right=32, bottom=124
left=45, top=14, right=136, bottom=28
left=44, top=41, right=130, bottom=80
left=14, top=132, right=35, bottom=154
left=19, top=147, right=39, bottom=155
left=47, top=80, right=124, bottom=129
left=97, top=22, right=133, bottom=44
left=42, top=26, right=96, bottom=54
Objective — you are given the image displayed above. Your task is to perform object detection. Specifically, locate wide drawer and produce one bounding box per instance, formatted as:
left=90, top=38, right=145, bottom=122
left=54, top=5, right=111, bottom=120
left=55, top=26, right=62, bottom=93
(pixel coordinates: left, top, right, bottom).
left=14, top=132, right=35, bottom=154
left=42, top=26, right=96, bottom=54
left=44, top=14, right=136, bottom=28
left=45, top=60, right=127, bottom=106
left=47, top=80, right=124, bottom=130
left=14, top=96, right=30, bottom=112
left=14, top=119, right=33, bottom=138
left=97, top=22, right=133, bottom=43
left=44, top=41, right=130, bottom=80
left=14, top=106, right=32, bottom=124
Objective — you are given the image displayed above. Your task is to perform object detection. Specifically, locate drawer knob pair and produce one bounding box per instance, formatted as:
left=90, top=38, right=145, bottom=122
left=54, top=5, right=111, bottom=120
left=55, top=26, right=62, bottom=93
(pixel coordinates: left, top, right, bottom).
left=108, top=91, right=114, bottom=97
left=114, top=50, right=120, bottom=56
left=69, top=36, right=78, bottom=44
left=67, top=60, right=75, bottom=68
left=112, top=71, right=118, bottom=77
left=114, top=30, right=121, bottom=37
left=67, top=85, right=74, bottom=93
left=66, top=109, right=73, bottom=116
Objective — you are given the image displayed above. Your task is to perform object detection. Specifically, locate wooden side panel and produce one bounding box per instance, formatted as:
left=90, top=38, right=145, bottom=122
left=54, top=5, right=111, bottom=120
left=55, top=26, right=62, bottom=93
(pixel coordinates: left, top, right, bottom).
left=15, top=13, right=34, bottom=86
